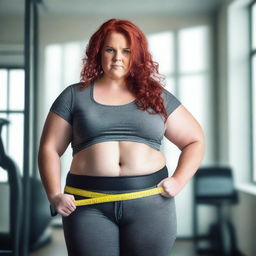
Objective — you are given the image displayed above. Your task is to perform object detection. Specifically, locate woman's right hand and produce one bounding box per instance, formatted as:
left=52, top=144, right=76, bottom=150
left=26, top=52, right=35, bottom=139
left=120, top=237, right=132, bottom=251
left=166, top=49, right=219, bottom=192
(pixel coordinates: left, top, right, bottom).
left=49, top=193, right=76, bottom=216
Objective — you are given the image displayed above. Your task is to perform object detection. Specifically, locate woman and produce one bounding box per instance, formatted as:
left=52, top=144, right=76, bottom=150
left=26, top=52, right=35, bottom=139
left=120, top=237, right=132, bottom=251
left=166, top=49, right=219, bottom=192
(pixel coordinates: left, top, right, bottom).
left=38, top=18, right=205, bottom=256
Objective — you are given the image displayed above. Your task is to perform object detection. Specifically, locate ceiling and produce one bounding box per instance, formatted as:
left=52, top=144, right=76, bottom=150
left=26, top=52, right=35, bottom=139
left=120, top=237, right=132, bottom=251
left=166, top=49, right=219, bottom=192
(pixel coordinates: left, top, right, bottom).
left=0, top=0, right=223, bottom=18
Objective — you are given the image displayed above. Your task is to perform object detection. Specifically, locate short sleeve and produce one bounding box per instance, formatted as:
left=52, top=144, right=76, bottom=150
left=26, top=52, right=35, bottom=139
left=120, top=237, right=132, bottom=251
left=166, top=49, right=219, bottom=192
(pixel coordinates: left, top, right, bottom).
left=49, top=85, right=73, bottom=125
left=162, top=88, right=181, bottom=116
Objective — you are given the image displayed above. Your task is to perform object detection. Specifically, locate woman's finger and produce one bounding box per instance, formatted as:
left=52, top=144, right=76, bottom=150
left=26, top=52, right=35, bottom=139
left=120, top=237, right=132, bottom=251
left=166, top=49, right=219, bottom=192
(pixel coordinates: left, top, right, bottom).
left=59, top=210, right=69, bottom=217
left=67, top=203, right=76, bottom=212
left=62, top=208, right=72, bottom=215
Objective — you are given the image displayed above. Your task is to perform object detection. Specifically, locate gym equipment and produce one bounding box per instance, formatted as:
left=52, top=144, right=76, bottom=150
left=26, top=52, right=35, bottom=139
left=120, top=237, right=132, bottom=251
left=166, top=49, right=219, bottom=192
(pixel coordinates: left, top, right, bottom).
left=193, top=166, right=242, bottom=256
left=0, top=118, right=22, bottom=255
left=0, top=118, right=52, bottom=254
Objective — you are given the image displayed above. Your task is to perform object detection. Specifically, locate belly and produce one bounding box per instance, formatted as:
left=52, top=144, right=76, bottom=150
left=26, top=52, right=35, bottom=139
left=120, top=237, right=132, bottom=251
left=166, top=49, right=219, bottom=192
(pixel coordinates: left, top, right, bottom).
left=69, top=141, right=166, bottom=176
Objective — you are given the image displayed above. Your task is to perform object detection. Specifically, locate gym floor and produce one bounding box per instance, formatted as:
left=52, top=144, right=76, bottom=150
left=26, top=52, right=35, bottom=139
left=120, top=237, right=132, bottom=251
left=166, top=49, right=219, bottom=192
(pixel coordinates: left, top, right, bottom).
left=30, top=227, right=202, bottom=256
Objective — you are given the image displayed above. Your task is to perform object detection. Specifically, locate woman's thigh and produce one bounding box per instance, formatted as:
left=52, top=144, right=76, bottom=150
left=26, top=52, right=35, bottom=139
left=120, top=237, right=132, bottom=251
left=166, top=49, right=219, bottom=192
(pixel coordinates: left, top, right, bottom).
left=120, top=194, right=177, bottom=256
left=62, top=206, right=119, bottom=256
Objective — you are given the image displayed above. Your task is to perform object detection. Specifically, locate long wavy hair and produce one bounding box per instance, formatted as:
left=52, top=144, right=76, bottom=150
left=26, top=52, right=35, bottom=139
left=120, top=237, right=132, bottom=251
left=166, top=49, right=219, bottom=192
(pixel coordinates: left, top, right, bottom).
left=80, top=18, right=169, bottom=122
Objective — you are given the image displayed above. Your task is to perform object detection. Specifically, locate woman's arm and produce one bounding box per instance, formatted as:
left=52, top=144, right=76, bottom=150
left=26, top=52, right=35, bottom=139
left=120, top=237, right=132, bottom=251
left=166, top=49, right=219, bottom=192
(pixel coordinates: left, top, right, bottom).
left=38, top=112, right=76, bottom=216
left=158, top=104, right=205, bottom=197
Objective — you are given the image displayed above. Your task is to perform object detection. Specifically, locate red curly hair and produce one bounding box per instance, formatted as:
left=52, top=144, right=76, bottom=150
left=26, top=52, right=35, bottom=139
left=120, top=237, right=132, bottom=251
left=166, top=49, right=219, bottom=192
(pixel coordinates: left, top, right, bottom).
left=80, top=18, right=169, bottom=122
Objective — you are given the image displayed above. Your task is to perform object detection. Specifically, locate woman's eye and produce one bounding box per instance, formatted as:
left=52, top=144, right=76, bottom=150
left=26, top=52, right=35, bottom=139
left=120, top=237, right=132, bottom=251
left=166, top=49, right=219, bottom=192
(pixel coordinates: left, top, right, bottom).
left=105, top=48, right=130, bottom=54
left=123, top=49, right=131, bottom=54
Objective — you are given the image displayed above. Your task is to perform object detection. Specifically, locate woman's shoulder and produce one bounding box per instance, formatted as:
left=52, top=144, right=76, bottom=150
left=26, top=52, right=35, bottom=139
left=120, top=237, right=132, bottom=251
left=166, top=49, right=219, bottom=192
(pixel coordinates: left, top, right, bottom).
left=69, top=82, right=91, bottom=92
left=161, top=87, right=179, bottom=101
left=68, top=82, right=83, bottom=90
left=161, top=86, right=182, bottom=116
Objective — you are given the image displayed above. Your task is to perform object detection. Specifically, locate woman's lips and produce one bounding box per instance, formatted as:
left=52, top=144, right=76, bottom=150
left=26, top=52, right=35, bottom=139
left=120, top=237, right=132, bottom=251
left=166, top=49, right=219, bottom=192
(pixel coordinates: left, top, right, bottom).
left=111, top=65, right=124, bottom=69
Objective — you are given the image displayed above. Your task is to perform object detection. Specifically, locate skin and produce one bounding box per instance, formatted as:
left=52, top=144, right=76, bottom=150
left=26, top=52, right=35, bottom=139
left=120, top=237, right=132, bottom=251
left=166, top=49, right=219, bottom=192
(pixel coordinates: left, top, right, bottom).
left=38, top=32, right=205, bottom=216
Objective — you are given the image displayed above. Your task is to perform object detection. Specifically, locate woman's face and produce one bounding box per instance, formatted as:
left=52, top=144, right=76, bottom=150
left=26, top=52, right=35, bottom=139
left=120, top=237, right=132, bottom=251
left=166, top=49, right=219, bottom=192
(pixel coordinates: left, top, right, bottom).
left=101, top=32, right=131, bottom=81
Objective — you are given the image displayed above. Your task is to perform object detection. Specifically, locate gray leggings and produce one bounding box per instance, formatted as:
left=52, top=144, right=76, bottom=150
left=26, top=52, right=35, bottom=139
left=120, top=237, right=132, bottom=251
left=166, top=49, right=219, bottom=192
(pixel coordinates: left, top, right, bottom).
left=62, top=166, right=177, bottom=256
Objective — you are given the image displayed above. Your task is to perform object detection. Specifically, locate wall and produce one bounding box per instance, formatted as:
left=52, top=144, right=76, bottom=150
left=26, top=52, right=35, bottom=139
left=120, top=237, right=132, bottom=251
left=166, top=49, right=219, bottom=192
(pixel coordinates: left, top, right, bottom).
left=0, top=15, right=24, bottom=66
left=232, top=191, right=256, bottom=256
left=217, top=0, right=256, bottom=255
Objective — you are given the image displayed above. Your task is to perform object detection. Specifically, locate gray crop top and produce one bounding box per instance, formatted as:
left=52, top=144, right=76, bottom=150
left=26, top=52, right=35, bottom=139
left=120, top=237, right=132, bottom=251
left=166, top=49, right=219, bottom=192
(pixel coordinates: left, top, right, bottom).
left=49, top=82, right=181, bottom=156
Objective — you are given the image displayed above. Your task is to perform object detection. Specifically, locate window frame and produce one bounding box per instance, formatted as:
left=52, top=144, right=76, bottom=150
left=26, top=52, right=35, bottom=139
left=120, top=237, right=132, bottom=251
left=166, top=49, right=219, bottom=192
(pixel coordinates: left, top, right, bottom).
left=0, top=66, right=25, bottom=182
left=249, top=0, right=256, bottom=183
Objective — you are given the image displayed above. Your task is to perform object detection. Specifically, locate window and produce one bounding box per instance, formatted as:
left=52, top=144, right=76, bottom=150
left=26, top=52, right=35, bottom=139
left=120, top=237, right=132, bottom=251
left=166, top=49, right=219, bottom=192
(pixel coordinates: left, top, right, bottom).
left=0, top=68, right=25, bottom=182
left=44, top=41, right=85, bottom=189
left=251, top=1, right=256, bottom=182
left=147, top=26, right=211, bottom=236
left=148, top=32, right=175, bottom=91
left=148, top=26, right=211, bottom=171
left=148, top=32, right=178, bottom=170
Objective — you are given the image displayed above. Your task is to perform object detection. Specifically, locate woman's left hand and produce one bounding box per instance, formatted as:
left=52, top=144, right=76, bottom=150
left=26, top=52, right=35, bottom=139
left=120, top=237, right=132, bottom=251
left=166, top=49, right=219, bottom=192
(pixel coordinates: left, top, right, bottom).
left=157, top=176, right=184, bottom=197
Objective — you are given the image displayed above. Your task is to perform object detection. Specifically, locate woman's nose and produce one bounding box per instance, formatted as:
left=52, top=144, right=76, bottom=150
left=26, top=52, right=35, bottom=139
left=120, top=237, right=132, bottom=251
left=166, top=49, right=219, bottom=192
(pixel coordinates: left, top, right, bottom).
left=113, top=51, right=122, bottom=61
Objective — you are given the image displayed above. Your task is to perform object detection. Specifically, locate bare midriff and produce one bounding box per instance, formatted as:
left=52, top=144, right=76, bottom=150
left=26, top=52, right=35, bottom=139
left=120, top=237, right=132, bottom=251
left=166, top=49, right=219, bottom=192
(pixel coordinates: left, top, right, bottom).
left=69, top=141, right=167, bottom=177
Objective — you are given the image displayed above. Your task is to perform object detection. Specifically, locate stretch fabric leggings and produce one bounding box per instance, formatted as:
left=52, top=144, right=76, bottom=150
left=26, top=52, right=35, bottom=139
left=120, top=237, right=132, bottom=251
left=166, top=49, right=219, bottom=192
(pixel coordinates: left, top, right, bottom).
left=62, top=165, right=177, bottom=256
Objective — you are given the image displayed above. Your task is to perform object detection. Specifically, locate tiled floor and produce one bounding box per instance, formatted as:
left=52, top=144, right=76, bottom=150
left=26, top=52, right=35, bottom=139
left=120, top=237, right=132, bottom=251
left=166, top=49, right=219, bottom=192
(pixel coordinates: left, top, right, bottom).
left=30, top=227, right=199, bottom=256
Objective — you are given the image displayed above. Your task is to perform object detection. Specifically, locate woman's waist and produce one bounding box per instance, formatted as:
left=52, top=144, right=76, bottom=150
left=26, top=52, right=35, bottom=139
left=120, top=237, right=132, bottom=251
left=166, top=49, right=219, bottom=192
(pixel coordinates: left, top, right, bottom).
left=70, top=152, right=166, bottom=176
left=65, top=165, right=169, bottom=191
left=71, top=142, right=166, bottom=171
left=70, top=161, right=166, bottom=176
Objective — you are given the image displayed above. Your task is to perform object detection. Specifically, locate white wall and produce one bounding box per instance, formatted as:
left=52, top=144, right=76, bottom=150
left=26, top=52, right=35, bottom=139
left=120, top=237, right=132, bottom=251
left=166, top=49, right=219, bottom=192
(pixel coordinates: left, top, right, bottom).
left=216, top=0, right=230, bottom=165
left=228, top=0, right=251, bottom=186
left=228, top=1, right=256, bottom=255
left=218, top=0, right=256, bottom=255
left=0, top=16, right=24, bottom=66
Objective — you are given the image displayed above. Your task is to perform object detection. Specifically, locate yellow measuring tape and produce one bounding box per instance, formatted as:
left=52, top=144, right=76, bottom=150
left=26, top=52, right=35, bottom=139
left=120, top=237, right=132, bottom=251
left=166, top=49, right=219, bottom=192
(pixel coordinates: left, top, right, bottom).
left=64, top=185, right=165, bottom=206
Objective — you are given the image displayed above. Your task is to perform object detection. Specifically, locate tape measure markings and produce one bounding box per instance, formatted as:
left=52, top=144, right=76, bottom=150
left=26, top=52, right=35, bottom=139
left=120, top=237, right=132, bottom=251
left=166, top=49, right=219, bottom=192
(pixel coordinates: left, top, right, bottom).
left=64, top=186, right=164, bottom=206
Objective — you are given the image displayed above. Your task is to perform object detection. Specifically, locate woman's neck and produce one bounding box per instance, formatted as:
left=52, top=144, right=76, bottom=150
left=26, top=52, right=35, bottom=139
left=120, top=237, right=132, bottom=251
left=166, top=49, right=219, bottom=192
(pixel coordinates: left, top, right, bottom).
left=97, top=75, right=128, bottom=91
